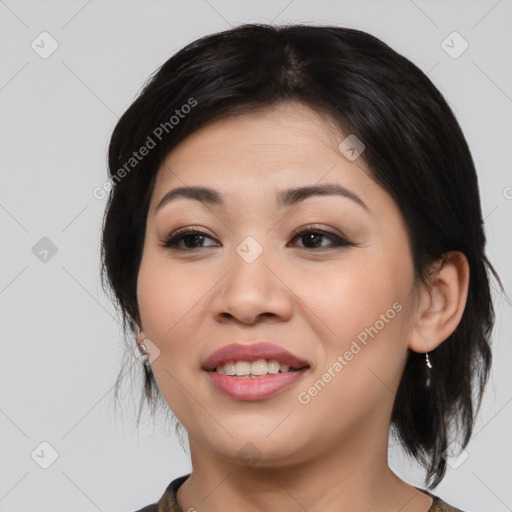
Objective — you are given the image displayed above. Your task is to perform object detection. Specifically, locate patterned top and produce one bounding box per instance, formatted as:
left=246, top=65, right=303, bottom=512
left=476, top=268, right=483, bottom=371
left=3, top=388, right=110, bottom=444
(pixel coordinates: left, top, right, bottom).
left=134, top=474, right=464, bottom=512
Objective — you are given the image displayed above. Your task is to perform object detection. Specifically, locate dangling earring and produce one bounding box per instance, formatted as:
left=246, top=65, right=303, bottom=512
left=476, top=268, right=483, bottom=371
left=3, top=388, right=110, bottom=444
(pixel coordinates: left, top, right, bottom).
left=135, top=325, right=149, bottom=362
left=425, top=352, right=432, bottom=388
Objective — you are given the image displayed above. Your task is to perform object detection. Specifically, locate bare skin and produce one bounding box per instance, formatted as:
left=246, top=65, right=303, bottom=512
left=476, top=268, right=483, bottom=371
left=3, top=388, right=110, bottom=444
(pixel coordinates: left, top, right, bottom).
left=136, top=101, right=469, bottom=512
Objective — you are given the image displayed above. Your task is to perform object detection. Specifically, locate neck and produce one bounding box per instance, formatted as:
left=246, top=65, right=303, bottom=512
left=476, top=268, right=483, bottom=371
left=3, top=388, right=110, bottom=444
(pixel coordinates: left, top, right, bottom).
left=176, top=426, right=432, bottom=512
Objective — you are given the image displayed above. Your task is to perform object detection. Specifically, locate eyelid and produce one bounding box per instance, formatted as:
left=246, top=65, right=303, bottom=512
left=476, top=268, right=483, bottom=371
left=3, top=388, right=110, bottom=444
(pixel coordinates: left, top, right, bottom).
left=289, top=223, right=349, bottom=241
left=158, top=225, right=219, bottom=248
left=159, top=223, right=353, bottom=251
left=288, top=224, right=353, bottom=249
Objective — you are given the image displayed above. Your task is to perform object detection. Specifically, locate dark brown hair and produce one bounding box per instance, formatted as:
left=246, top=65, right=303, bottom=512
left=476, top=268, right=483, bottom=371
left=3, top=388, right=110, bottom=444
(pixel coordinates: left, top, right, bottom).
left=100, top=23, right=501, bottom=488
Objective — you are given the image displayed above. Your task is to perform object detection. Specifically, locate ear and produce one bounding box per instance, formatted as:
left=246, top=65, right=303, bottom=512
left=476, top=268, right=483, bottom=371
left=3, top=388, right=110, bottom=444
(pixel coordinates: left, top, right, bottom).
left=133, top=312, right=143, bottom=332
left=408, top=251, right=470, bottom=353
left=132, top=314, right=146, bottom=343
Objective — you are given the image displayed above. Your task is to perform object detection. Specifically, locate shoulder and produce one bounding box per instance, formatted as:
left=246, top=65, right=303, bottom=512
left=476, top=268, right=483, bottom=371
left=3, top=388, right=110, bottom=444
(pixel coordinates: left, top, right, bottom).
left=415, top=486, right=465, bottom=512
left=429, top=495, right=465, bottom=512
left=131, top=474, right=191, bottom=512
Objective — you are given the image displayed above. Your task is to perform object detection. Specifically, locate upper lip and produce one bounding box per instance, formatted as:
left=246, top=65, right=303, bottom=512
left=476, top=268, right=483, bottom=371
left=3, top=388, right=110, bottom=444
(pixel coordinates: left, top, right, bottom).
left=202, top=342, right=310, bottom=371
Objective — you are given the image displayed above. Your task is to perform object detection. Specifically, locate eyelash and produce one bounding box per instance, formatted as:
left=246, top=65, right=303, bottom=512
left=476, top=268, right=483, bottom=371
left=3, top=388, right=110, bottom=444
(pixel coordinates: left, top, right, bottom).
left=159, top=225, right=353, bottom=251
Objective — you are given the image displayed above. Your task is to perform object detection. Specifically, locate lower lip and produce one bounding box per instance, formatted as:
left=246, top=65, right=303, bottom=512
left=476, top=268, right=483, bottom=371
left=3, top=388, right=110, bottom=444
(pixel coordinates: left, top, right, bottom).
left=206, top=369, right=308, bottom=401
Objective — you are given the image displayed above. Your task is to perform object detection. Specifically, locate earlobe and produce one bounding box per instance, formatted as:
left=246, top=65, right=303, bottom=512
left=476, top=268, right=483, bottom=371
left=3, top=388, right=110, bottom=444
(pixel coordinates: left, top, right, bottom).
left=135, top=323, right=146, bottom=345
left=408, top=251, right=470, bottom=354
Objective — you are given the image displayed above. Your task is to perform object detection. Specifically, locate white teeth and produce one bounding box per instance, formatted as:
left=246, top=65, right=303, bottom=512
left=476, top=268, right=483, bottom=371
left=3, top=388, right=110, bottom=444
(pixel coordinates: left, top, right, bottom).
left=214, top=359, right=299, bottom=376
left=267, top=360, right=280, bottom=374
left=235, top=361, right=251, bottom=376
left=250, top=359, right=268, bottom=375
left=223, top=362, right=236, bottom=376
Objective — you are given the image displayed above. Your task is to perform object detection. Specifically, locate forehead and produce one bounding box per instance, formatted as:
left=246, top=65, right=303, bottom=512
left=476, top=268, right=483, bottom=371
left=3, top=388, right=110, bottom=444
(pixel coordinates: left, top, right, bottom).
left=149, top=102, right=387, bottom=215
left=161, top=102, right=342, bottom=161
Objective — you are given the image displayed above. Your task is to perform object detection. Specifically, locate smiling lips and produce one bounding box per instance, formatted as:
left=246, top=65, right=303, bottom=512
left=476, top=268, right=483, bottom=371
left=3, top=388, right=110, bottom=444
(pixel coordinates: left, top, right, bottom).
left=202, top=342, right=310, bottom=401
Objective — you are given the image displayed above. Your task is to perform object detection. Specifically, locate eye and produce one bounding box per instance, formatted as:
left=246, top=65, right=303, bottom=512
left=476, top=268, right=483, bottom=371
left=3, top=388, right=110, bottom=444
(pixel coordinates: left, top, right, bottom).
left=289, top=225, right=353, bottom=250
left=160, top=228, right=219, bottom=250
left=159, top=225, right=353, bottom=251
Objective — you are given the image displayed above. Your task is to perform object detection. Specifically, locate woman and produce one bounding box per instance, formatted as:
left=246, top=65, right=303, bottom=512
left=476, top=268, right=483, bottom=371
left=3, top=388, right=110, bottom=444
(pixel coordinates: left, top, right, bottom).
left=101, top=24, right=500, bottom=512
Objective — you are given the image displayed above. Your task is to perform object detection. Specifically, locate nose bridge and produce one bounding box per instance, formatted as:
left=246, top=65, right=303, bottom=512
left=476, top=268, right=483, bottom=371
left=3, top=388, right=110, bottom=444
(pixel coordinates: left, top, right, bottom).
left=212, top=233, right=292, bottom=323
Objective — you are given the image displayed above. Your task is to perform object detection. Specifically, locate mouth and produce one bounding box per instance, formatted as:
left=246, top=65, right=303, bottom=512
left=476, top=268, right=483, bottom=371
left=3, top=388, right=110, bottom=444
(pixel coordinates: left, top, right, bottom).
left=205, top=366, right=310, bottom=401
left=202, top=341, right=310, bottom=372
left=211, top=359, right=310, bottom=377
left=202, top=342, right=311, bottom=401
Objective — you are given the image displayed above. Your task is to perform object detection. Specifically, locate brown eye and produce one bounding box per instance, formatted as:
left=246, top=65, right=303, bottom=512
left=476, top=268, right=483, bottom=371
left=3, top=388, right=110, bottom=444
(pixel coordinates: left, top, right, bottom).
left=160, top=229, right=219, bottom=250
left=160, top=225, right=353, bottom=252
left=289, top=226, right=353, bottom=250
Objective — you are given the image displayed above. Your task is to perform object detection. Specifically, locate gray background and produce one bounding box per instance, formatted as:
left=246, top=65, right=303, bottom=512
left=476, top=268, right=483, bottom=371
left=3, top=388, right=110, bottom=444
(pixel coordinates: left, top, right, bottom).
left=0, top=0, right=511, bottom=511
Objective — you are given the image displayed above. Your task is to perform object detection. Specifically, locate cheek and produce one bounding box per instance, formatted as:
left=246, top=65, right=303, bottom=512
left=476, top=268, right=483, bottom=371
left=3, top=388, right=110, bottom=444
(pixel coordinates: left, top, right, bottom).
left=136, top=251, right=206, bottom=421
left=292, top=246, right=414, bottom=393
left=292, top=250, right=412, bottom=340
left=136, top=249, right=206, bottom=352
left=293, top=269, right=412, bottom=430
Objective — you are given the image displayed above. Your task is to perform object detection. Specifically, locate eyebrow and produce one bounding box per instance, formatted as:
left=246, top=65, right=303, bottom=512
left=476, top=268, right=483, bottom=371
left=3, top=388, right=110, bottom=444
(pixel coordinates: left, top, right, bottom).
left=155, top=183, right=368, bottom=213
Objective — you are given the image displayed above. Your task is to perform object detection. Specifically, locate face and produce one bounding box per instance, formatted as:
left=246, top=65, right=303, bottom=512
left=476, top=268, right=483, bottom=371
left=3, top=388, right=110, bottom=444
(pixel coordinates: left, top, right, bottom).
left=137, top=101, right=419, bottom=468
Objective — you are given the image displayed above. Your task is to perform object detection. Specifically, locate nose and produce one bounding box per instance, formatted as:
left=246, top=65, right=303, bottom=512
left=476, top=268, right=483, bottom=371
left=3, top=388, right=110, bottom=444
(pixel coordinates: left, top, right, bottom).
left=211, top=244, right=293, bottom=325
